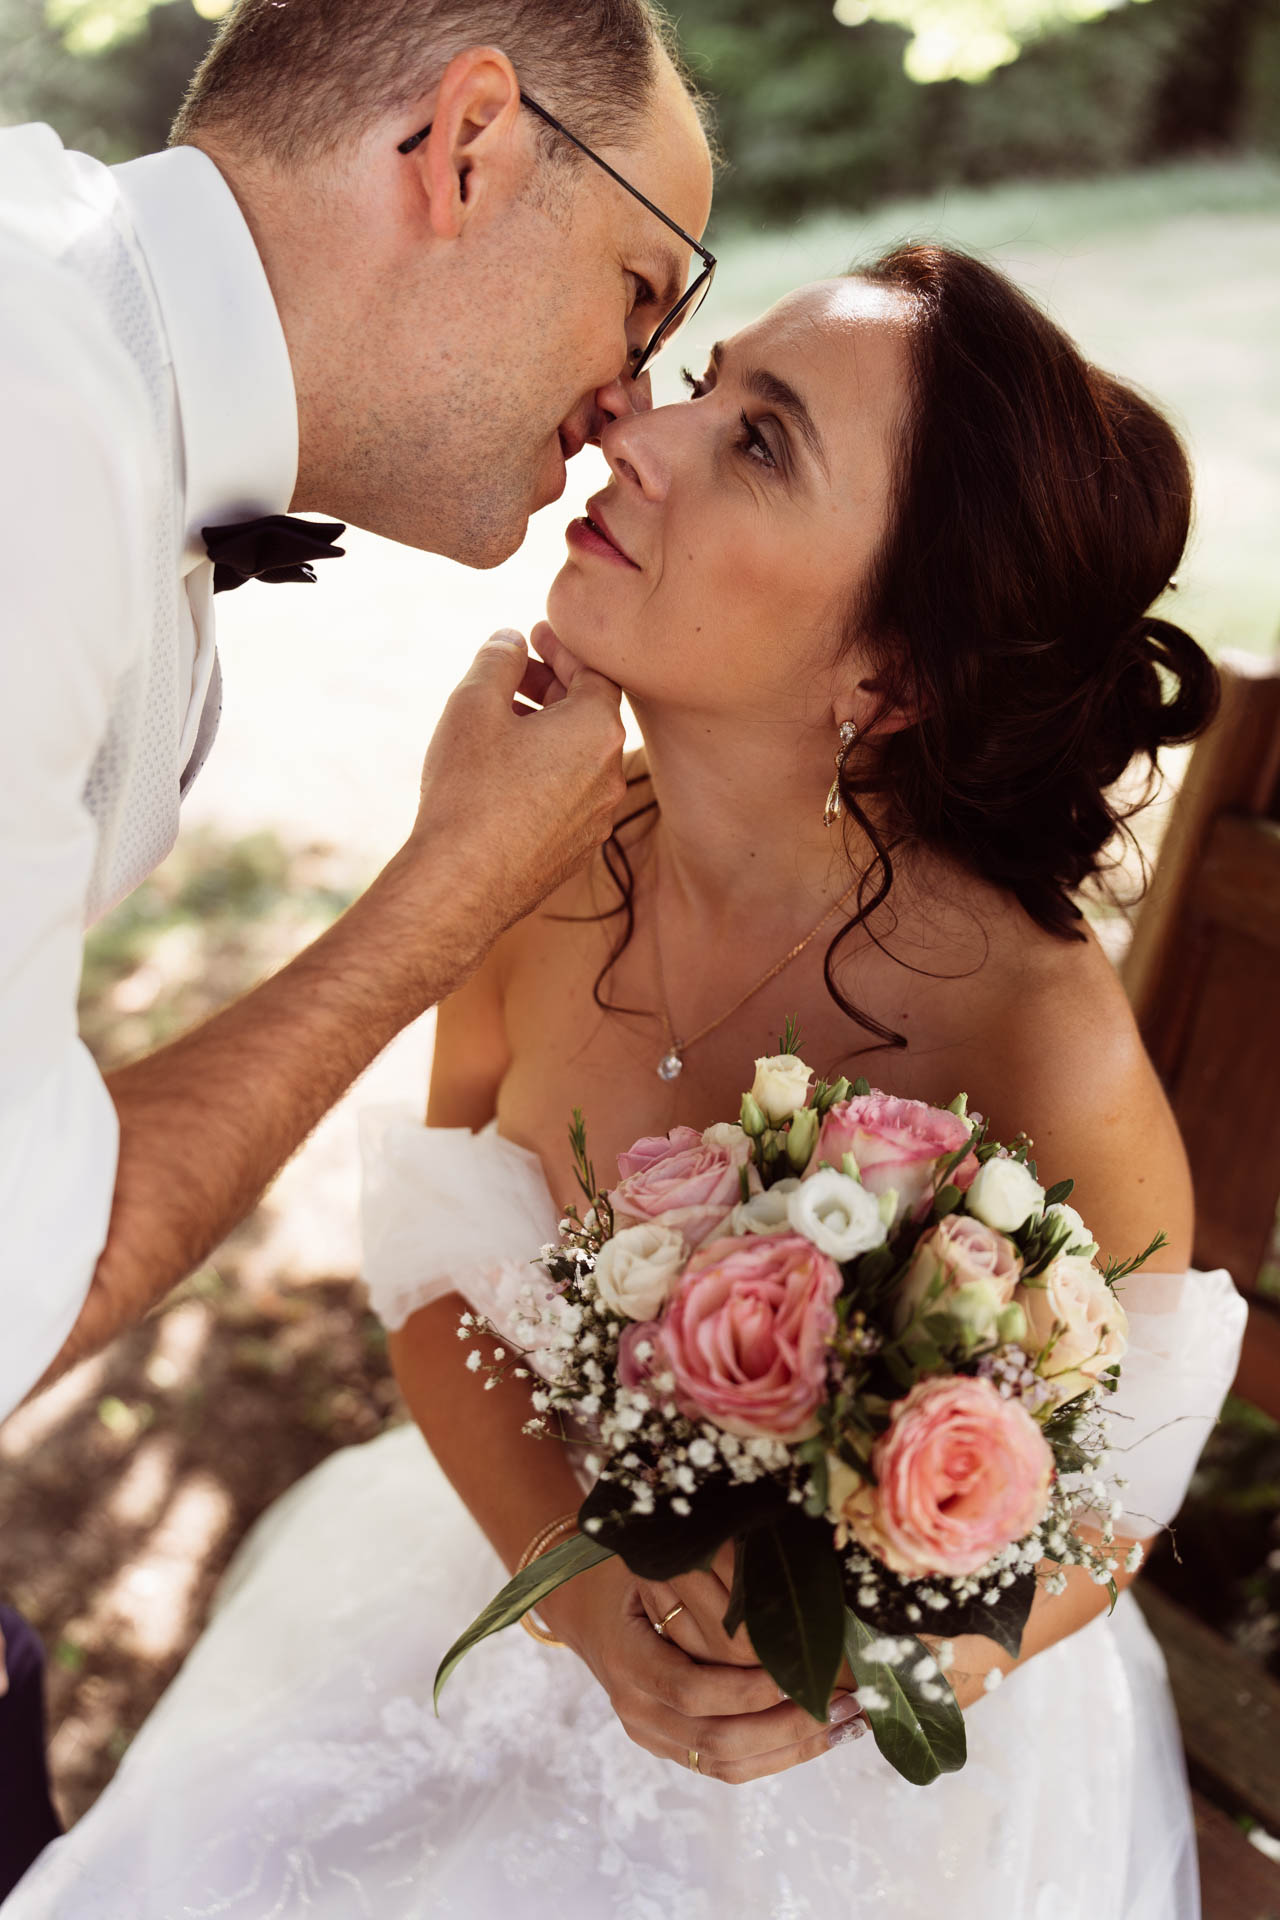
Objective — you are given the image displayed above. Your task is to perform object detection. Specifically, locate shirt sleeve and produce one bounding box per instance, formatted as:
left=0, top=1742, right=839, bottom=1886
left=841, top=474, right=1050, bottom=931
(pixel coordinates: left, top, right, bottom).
left=0, top=240, right=154, bottom=1419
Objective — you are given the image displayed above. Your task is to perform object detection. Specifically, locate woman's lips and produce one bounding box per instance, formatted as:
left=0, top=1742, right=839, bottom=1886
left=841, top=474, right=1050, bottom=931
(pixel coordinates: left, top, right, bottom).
left=567, top=502, right=640, bottom=568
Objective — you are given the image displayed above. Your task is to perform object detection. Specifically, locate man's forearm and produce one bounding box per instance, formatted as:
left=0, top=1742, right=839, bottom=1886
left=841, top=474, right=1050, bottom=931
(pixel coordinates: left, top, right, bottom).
left=48, top=845, right=480, bottom=1378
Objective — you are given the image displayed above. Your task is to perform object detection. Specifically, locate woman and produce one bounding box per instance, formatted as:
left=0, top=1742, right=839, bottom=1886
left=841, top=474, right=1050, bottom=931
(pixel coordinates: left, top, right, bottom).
left=5, top=247, right=1245, bottom=1918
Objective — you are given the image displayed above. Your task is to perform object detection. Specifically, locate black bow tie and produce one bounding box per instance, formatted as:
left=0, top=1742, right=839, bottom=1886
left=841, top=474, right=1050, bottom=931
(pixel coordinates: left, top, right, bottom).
left=203, top=514, right=347, bottom=593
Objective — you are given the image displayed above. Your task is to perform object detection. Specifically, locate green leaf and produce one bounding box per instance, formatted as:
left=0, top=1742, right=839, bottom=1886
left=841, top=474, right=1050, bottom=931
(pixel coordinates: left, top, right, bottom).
left=843, top=1611, right=967, bottom=1785
left=740, top=1507, right=847, bottom=1722
left=843, top=1565, right=1036, bottom=1660
left=723, top=1538, right=749, bottom=1639
left=434, top=1532, right=614, bottom=1708
left=579, top=1471, right=787, bottom=1582
left=853, top=1076, right=871, bottom=1097
left=1044, top=1178, right=1075, bottom=1207
left=933, top=1183, right=962, bottom=1215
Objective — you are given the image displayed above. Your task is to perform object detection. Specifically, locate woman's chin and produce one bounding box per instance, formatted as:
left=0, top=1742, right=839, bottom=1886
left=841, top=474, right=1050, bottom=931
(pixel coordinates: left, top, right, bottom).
left=544, top=568, right=625, bottom=681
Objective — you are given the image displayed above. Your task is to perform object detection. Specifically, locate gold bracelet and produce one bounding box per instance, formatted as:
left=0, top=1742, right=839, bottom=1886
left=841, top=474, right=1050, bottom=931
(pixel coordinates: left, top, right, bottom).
left=514, top=1510, right=580, bottom=1647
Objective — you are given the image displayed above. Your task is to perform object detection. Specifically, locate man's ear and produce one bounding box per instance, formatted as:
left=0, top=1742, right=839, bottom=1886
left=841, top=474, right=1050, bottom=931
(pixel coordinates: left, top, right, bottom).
left=402, top=45, right=525, bottom=242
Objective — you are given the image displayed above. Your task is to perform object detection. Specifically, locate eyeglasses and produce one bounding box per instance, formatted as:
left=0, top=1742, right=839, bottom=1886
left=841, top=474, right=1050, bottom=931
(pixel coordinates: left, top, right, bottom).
left=398, top=90, right=716, bottom=381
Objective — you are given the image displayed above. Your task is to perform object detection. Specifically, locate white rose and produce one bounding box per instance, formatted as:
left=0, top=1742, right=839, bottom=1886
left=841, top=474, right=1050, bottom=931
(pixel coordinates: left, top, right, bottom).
left=591, top=1223, right=686, bottom=1322
left=750, top=1054, right=814, bottom=1125
left=1016, top=1253, right=1129, bottom=1405
left=729, top=1179, right=799, bottom=1236
left=703, top=1122, right=751, bottom=1154
left=787, top=1167, right=887, bottom=1263
left=1044, top=1201, right=1098, bottom=1257
left=965, top=1157, right=1045, bottom=1233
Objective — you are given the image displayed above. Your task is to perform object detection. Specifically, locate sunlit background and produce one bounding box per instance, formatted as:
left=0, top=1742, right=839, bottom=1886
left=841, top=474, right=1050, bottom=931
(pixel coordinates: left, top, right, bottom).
left=2, top=0, right=1279, bottom=1821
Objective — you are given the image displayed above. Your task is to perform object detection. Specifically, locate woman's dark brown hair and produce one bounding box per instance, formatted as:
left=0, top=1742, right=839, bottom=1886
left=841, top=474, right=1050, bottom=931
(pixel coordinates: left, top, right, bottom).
left=592, top=243, right=1220, bottom=1045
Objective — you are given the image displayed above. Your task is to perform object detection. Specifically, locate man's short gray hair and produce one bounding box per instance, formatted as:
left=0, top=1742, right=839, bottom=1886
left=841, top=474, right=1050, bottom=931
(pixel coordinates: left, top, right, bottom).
left=170, top=0, right=701, bottom=168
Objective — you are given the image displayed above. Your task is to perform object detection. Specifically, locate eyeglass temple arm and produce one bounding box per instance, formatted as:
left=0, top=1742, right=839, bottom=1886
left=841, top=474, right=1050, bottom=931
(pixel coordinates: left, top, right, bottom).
left=397, top=92, right=714, bottom=269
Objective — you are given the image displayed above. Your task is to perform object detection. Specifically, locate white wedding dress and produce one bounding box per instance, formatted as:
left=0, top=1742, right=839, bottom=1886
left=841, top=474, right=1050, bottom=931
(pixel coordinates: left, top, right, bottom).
left=5, top=1118, right=1247, bottom=1920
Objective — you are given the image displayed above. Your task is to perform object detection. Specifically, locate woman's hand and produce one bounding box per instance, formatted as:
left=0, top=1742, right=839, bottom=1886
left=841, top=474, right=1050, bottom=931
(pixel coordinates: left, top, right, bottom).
left=542, top=1553, right=865, bottom=1785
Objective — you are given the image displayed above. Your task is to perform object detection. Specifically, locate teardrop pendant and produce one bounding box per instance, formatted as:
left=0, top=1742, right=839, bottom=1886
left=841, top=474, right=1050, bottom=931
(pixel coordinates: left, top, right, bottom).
left=823, top=776, right=843, bottom=828
left=657, top=1049, right=684, bottom=1082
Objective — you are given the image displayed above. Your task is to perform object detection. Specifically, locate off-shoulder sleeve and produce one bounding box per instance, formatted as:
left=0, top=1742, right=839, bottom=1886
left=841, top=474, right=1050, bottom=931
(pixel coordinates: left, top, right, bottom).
left=359, top=1109, right=562, bottom=1335
left=1104, top=1268, right=1247, bottom=1538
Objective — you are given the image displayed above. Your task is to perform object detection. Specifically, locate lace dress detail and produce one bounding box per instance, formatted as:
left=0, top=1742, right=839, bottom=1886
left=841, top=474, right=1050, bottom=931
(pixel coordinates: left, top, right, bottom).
left=4, top=1121, right=1248, bottom=1920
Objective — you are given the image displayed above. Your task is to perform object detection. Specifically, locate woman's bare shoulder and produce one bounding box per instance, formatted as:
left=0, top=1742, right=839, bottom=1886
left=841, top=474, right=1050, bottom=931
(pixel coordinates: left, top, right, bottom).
left=960, top=912, right=1193, bottom=1268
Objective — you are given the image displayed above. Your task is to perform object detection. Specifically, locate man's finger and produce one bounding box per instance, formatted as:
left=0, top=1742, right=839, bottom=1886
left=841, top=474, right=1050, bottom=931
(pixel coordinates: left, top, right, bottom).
left=530, top=620, right=585, bottom=690
left=516, top=658, right=565, bottom=710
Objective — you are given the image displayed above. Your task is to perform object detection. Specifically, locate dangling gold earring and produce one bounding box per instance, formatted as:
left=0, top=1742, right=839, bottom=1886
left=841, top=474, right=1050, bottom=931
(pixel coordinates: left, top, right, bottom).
left=823, top=720, right=859, bottom=827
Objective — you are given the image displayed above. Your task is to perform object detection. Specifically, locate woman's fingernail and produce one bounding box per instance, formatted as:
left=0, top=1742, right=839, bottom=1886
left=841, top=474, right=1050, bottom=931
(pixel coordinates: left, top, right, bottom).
left=829, top=1693, right=862, bottom=1725
left=828, top=1716, right=867, bottom=1748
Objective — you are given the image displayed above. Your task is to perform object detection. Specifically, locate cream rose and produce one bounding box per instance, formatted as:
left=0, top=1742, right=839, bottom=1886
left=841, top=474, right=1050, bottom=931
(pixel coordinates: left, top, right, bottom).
left=787, top=1167, right=887, bottom=1263
left=965, top=1156, right=1045, bottom=1233
left=750, top=1054, right=814, bottom=1125
left=703, top=1122, right=752, bottom=1154
left=591, top=1223, right=686, bottom=1322
left=1016, top=1252, right=1129, bottom=1405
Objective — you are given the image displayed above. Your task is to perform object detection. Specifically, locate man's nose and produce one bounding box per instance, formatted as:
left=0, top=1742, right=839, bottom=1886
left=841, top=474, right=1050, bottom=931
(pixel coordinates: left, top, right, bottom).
left=587, top=369, right=654, bottom=444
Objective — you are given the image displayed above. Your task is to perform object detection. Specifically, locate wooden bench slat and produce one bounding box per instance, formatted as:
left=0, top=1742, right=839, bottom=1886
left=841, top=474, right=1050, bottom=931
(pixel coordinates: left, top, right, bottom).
left=1136, top=1583, right=1280, bottom=1833
left=1193, top=1790, right=1280, bottom=1920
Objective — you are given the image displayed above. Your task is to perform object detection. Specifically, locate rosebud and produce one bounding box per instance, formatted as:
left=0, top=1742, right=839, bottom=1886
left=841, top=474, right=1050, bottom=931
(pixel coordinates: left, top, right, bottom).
left=996, top=1302, right=1028, bottom=1344
left=948, top=1092, right=969, bottom=1118
left=965, top=1156, right=1045, bottom=1233
left=786, top=1106, right=819, bottom=1173
left=740, top=1092, right=768, bottom=1138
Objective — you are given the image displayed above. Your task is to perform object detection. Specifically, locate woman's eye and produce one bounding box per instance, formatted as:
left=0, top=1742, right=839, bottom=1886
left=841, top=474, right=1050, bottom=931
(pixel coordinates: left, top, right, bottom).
left=738, top=408, right=777, bottom=469
left=679, top=369, right=777, bottom=471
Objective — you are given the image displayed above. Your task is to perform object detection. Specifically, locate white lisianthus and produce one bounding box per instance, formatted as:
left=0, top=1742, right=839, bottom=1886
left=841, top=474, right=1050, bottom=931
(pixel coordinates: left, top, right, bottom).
left=729, top=1179, right=799, bottom=1236
left=787, top=1167, right=887, bottom=1262
left=591, top=1223, right=686, bottom=1321
left=703, top=1121, right=751, bottom=1154
left=965, top=1156, right=1045, bottom=1233
left=1044, top=1201, right=1098, bottom=1257
left=750, top=1054, right=814, bottom=1125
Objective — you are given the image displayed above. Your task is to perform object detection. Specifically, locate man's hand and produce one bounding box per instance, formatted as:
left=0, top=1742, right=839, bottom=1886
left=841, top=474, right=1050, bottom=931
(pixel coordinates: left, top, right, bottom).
left=409, top=623, right=626, bottom=954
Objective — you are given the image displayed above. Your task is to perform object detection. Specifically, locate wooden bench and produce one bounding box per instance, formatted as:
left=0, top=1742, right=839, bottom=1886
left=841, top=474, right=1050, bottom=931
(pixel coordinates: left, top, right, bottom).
left=1123, top=651, right=1280, bottom=1917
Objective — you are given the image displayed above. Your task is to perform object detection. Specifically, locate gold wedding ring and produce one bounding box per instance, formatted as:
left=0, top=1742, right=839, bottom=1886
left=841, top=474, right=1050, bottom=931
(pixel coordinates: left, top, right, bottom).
left=653, top=1603, right=685, bottom=1638
left=688, top=1748, right=701, bottom=1773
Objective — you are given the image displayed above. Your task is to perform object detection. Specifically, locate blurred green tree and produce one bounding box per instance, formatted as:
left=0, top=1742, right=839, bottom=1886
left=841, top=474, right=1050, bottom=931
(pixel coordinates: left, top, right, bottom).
left=1, top=0, right=1276, bottom=215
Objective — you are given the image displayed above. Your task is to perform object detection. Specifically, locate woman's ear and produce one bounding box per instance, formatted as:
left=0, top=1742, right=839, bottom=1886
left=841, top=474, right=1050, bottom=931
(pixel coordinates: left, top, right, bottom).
left=852, top=668, right=924, bottom=739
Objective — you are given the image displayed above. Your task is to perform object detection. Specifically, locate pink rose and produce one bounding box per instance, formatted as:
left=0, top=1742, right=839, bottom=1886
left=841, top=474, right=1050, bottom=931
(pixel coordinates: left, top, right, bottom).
left=610, top=1127, right=758, bottom=1251
left=894, top=1214, right=1023, bottom=1336
left=809, top=1092, right=978, bottom=1223
left=661, top=1233, right=841, bottom=1438
left=841, top=1375, right=1053, bottom=1579
left=617, top=1319, right=664, bottom=1390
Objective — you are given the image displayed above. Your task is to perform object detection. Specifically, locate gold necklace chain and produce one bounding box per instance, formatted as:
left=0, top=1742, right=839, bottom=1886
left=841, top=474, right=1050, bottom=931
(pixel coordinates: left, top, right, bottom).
left=652, top=858, right=859, bottom=1082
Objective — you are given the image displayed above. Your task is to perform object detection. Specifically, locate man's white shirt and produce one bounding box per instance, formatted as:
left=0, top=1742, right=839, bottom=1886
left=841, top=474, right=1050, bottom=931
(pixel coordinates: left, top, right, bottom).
left=0, top=123, right=298, bottom=1419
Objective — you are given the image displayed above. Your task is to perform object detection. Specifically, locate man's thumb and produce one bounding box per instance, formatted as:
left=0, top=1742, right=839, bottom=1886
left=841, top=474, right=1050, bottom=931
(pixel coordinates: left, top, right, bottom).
left=465, top=628, right=528, bottom=699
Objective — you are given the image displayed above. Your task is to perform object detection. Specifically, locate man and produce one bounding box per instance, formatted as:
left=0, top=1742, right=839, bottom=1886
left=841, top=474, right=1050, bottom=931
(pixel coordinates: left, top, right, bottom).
left=0, top=0, right=713, bottom=1882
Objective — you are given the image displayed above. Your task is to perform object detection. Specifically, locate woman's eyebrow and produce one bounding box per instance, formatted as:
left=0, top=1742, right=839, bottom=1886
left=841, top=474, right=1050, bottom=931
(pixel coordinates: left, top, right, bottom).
left=709, top=341, right=828, bottom=476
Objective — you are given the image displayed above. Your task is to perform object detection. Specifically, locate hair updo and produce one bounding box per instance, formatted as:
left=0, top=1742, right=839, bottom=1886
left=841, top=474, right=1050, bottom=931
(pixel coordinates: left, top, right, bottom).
left=819, top=242, right=1220, bottom=1041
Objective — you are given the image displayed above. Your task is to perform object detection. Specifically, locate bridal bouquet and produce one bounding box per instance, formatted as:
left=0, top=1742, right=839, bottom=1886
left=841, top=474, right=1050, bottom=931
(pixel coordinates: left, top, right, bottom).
left=436, top=1026, right=1162, bottom=1785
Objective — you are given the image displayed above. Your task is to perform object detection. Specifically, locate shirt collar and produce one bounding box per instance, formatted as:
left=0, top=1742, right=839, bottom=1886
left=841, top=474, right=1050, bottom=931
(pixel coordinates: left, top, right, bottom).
left=112, top=145, right=299, bottom=574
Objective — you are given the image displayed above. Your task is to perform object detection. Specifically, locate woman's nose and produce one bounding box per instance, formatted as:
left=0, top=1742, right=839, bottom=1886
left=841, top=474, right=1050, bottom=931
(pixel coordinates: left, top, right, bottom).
left=600, top=397, right=670, bottom=503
